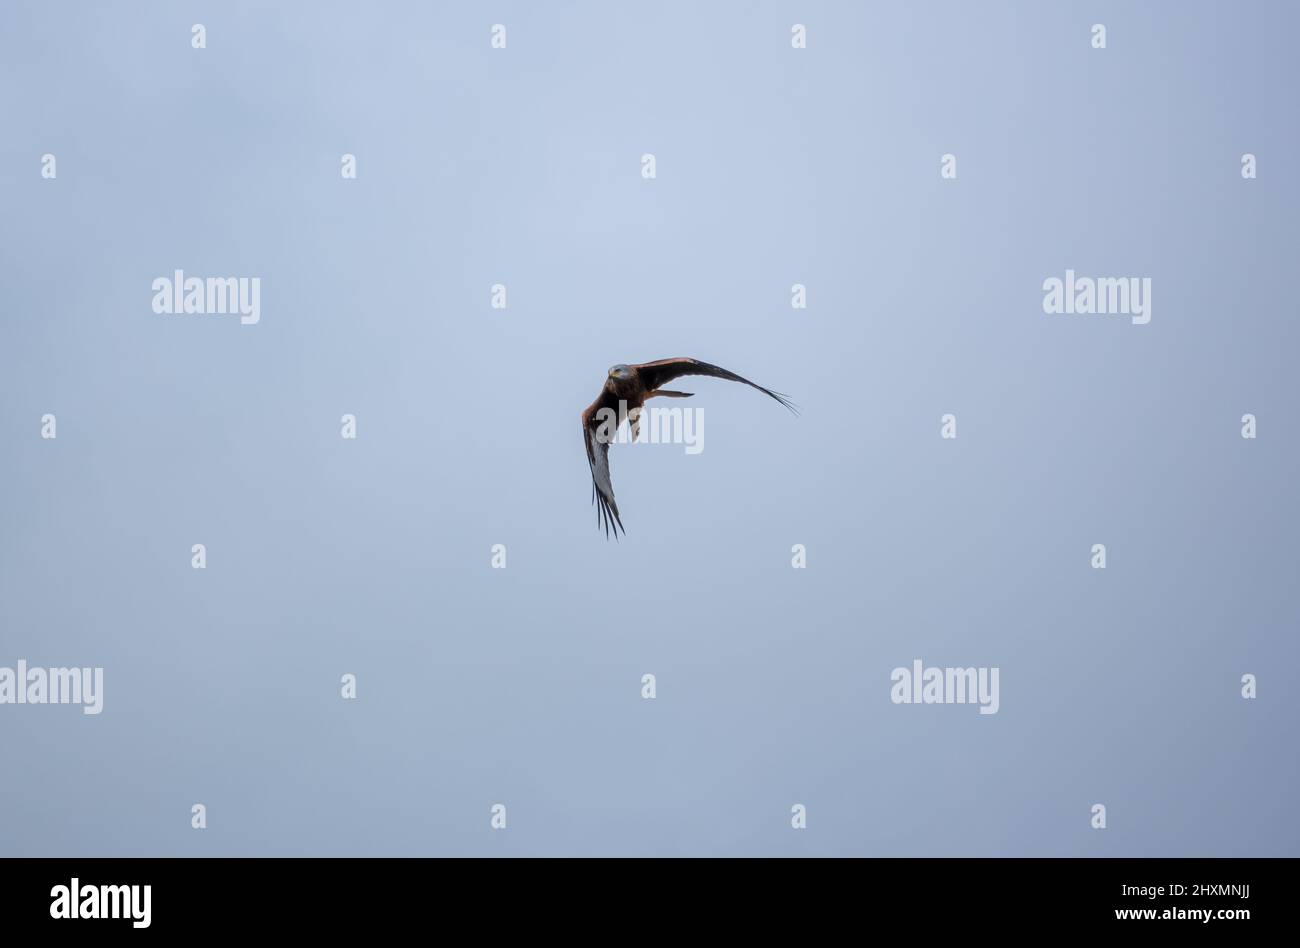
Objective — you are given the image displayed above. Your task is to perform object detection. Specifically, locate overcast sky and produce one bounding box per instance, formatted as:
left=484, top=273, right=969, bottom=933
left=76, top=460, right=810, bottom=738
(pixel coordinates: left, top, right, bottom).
left=1, top=0, right=1296, bottom=855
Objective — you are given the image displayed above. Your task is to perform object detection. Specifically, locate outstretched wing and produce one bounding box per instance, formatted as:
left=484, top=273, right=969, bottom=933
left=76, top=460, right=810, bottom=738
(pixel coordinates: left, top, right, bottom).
left=581, top=391, right=625, bottom=538
left=632, top=357, right=798, bottom=414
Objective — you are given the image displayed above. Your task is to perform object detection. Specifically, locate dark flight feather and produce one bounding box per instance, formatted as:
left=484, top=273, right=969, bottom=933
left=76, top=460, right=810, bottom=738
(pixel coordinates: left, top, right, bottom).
left=632, top=357, right=799, bottom=415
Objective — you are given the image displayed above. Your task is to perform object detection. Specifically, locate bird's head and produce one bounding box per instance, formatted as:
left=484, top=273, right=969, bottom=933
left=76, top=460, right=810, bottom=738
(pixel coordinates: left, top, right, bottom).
left=608, top=364, right=632, bottom=381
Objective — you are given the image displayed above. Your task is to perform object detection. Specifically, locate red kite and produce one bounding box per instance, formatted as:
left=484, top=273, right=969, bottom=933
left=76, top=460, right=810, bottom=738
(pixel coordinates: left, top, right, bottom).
left=581, top=358, right=797, bottom=537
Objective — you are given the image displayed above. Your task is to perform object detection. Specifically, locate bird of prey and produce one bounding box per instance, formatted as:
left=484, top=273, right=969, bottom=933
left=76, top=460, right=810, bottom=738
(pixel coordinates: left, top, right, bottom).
left=581, top=357, right=797, bottom=537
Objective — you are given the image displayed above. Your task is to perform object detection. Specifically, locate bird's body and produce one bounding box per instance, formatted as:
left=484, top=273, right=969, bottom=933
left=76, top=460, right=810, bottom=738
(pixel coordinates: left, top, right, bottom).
left=580, top=357, right=797, bottom=537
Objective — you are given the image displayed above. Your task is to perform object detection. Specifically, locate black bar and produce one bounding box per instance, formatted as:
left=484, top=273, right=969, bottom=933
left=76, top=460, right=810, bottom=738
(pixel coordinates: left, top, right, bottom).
left=1, top=857, right=1280, bottom=934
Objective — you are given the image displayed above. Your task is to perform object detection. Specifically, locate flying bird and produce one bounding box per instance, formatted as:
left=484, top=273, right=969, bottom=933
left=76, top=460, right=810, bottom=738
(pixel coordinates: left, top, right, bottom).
left=581, top=358, right=797, bottom=537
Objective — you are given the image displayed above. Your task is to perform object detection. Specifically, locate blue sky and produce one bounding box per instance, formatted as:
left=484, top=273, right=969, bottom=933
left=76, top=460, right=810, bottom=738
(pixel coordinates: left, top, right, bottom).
left=1, top=1, right=1297, bottom=855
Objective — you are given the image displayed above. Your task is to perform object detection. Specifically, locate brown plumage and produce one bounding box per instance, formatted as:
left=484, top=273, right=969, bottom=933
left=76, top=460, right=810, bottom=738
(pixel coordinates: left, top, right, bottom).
left=580, top=358, right=798, bottom=538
